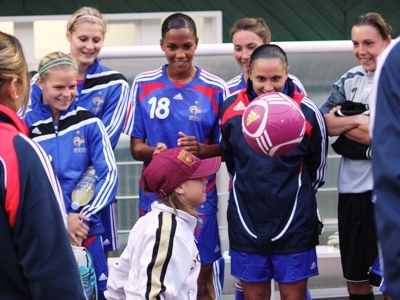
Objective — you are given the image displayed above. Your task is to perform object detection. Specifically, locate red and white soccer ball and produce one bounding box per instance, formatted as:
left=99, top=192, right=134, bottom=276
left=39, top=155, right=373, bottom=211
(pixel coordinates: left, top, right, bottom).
left=242, top=92, right=306, bottom=156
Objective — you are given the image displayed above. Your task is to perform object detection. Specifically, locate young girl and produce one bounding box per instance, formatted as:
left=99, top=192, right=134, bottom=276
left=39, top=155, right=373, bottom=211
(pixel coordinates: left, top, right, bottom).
left=320, top=12, right=392, bottom=300
left=220, top=44, right=327, bottom=300
left=105, top=147, right=221, bottom=299
left=124, top=12, right=228, bottom=299
left=23, top=51, right=118, bottom=300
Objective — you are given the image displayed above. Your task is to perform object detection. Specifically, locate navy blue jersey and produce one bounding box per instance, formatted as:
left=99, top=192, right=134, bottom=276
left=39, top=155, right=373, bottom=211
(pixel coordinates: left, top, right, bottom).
left=126, top=65, right=228, bottom=215
left=0, top=104, right=86, bottom=300
left=220, top=80, right=327, bottom=255
left=372, top=37, right=400, bottom=299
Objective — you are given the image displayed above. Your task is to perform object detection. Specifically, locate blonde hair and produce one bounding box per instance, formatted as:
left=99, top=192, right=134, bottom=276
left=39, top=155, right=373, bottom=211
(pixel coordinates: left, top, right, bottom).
left=164, top=191, right=198, bottom=216
left=0, top=31, right=29, bottom=111
left=67, top=7, right=107, bottom=35
left=38, top=52, right=77, bottom=82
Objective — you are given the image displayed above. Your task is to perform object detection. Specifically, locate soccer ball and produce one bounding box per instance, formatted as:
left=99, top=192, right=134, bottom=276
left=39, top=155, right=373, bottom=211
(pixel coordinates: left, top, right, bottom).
left=242, top=92, right=306, bottom=156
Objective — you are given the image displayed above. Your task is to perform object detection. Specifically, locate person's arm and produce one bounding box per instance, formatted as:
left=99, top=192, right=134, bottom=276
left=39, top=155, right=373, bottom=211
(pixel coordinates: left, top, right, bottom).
left=320, top=75, right=370, bottom=137
left=139, top=213, right=197, bottom=299
left=304, top=98, right=328, bottom=191
left=323, top=107, right=369, bottom=137
left=343, top=123, right=370, bottom=145
left=219, top=103, right=236, bottom=177
left=100, top=74, right=130, bottom=148
left=105, top=246, right=131, bottom=300
left=15, top=136, right=86, bottom=299
left=79, top=118, right=118, bottom=221
left=131, top=137, right=156, bottom=162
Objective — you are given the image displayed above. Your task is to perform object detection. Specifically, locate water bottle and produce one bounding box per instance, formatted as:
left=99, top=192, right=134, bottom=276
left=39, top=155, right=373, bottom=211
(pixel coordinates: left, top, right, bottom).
left=71, top=166, right=98, bottom=210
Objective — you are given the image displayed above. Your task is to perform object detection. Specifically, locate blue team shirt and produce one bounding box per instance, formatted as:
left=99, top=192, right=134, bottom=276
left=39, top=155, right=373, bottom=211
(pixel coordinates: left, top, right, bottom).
left=127, top=64, right=228, bottom=215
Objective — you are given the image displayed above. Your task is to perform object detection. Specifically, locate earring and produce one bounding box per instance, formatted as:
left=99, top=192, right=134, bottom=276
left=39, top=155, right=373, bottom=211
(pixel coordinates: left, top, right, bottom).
left=15, top=95, right=19, bottom=99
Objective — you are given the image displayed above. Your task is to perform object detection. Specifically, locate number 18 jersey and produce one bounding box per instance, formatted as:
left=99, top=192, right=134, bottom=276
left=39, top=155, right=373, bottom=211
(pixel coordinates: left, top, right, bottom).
left=126, top=64, right=228, bottom=215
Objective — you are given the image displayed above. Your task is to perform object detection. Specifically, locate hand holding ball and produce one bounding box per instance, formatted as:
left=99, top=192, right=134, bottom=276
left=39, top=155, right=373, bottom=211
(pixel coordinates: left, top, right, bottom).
left=242, top=92, right=306, bottom=156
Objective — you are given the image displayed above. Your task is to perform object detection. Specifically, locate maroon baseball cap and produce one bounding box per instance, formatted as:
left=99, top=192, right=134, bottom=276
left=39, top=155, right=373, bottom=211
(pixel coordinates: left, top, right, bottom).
left=142, top=148, right=222, bottom=199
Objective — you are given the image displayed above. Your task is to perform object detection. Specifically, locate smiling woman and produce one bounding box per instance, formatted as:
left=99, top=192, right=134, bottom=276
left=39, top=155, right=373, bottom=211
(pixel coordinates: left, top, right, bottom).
left=320, top=12, right=392, bottom=300
left=124, top=12, right=228, bottom=300
left=25, top=8, right=131, bottom=284
left=22, top=51, right=119, bottom=300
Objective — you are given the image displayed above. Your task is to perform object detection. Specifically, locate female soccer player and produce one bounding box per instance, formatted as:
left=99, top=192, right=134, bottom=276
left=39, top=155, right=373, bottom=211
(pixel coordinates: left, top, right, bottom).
left=220, top=44, right=327, bottom=300
left=124, top=12, right=228, bottom=300
left=24, top=51, right=118, bottom=300
left=227, top=17, right=306, bottom=94
left=28, top=6, right=130, bottom=258
left=320, top=12, right=392, bottom=300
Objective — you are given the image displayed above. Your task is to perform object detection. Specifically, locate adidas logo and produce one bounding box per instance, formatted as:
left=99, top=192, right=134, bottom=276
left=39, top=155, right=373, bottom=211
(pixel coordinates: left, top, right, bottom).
left=310, top=261, right=317, bottom=269
left=32, top=127, right=42, bottom=134
left=98, top=273, right=108, bottom=281
left=233, top=101, right=246, bottom=111
left=214, top=245, right=220, bottom=252
left=173, top=93, right=183, bottom=100
left=103, top=238, right=110, bottom=246
left=246, top=110, right=260, bottom=126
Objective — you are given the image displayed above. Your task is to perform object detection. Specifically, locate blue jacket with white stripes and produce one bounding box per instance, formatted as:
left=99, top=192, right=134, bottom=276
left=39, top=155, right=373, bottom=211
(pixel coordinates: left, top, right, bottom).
left=23, top=101, right=118, bottom=236
left=29, top=59, right=130, bottom=148
left=220, top=78, right=327, bottom=255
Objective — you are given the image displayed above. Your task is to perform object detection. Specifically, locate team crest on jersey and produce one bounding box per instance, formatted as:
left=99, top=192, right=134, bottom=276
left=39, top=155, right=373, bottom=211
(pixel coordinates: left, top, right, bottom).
left=189, top=101, right=202, bottom=122
left=73, top=131, right=86, bottom=153
left=91, top=92, right=104, bottom=113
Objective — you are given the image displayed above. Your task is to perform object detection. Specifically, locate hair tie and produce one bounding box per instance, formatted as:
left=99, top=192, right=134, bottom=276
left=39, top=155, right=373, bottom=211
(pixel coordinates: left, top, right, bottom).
left=38, top=58, right=77, bottom=76
left=75, top=15, right=104, bottom=26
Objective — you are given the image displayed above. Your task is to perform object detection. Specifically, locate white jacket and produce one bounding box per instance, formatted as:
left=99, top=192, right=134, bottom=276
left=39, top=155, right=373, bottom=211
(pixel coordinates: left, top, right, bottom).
left=105, top=202, right=200, bottom=300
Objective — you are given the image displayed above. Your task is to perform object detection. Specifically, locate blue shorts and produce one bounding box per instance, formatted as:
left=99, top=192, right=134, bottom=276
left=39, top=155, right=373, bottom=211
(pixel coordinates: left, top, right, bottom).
left=84, top=235, right=108, bottom=292
left=100, top=202, right=119, bottom=252
left=195, top=213, right=222, bottom=265
left=230, top=248, right=319, bottom=283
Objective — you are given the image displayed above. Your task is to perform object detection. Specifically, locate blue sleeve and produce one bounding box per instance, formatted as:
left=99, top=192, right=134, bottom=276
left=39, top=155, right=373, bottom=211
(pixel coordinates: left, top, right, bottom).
left=320, top=75, right=347, bottom=114
left=372, top=40, right=400, bottom=298
left=29, top=75, right=42, bottom=106
left=220, top=101, right=236, bottom=177
left=211, top=85, right=228, bottom=144
left=130, top=79, right=146, bottom=139
left=14, top=136, right=86, bottom=299
left=79, top=119, right=118, bottom=222
left=303, top=99, right=328, bottom=190
left=101, top=78, right=130, bottom=148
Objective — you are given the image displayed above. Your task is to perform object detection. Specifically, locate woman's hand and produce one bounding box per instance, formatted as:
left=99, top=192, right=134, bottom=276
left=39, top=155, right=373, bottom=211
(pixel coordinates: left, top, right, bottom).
left=177, top=131, right=203, bottom=156
left=153, top=142, right=167, bottom=156
left=67, top=213, right=90, bottom=246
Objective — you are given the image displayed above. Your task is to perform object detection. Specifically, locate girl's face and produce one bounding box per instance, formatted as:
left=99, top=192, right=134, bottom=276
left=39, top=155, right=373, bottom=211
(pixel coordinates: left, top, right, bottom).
left=160, top=28, right=198, bottom=76
left=232, top=30, right=264, bottom=72
left=249, top=58, right=288, bottom=95
left=67, top=22, right=104, bottom=69
left=180, top=177, right=208, bottom=208
left=351, top=25, right=391, bottom=72
left=38, top=68, right=77, bottom=118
